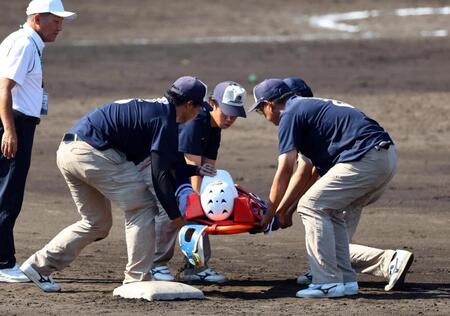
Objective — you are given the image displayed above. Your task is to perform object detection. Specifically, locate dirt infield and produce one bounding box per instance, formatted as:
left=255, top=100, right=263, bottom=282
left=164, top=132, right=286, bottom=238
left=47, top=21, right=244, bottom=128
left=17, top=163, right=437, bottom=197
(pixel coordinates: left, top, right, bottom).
left=1, top=0, right=449, bottom=315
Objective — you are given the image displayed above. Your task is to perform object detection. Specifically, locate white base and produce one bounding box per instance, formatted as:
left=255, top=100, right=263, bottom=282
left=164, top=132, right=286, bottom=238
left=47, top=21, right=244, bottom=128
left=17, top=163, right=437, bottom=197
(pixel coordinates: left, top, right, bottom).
left=113, top=281, right=204, bottom=301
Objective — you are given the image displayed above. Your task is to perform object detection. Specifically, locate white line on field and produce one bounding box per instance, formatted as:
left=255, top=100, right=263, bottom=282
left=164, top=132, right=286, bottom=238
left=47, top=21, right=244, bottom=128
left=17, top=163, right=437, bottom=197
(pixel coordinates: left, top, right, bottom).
left=309, top=6, right=450, bottom=33
left=57, top=6, right=450, bottom=47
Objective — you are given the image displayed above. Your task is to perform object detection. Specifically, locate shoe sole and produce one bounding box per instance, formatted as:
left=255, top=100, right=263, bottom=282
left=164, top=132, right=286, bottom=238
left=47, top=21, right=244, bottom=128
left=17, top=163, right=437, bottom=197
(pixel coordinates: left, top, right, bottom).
left=20, top=266, right=61, bottom=293
left=296, top=292, right=345, bottom=298
left=384, top=253, right=414, bottom=291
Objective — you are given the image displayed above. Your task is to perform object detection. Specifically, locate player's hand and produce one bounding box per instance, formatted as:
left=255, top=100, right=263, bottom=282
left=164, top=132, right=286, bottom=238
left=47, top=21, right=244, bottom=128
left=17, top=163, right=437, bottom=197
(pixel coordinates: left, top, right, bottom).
left=197, top=163, right=216, bottom=177
left=170, top=216, right=187, bottom=230
left=1, top=129, right=18, bottom=159
left=260, top=208, right=276, bottom=230
left=276, top=211, right=293, bottom=229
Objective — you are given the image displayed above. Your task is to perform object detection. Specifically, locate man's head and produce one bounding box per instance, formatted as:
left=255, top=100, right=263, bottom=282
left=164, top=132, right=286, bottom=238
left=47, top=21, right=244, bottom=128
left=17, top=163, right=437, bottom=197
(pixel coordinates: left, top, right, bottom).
left=209, top=81, right=247, bottom=129
left=248, top=79, right=293, bottom=126
left=283, top=77, right=313, bottom=97
left=26, top=0, right=77, bottom=42
left=165, top=76, right=208, bottom=123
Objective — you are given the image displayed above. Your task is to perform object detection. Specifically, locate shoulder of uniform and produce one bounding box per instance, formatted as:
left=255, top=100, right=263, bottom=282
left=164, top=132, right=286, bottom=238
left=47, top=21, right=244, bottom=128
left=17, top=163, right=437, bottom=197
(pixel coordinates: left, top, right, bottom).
left=9, top=33, right=33, bottom=52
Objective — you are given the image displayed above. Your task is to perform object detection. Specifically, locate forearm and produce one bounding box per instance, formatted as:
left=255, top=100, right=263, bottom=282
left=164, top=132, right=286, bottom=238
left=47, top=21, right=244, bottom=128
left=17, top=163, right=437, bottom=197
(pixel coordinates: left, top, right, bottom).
left=184, top=154, right=215, bottom=193
left=151, top=151, right=181, bottom=220
left=276, top=162, right=315, bottom=214
left=190, top=175, right=202, bottom=193
left=269, top=163, right=293, bottom=213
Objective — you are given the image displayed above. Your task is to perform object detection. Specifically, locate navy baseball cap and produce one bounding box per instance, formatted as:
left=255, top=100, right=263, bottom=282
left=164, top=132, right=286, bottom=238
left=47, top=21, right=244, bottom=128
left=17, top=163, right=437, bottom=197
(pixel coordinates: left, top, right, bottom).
left=211, top=81, right=247, bottom=118
left=248, top=78, right=291, bottom=112
left=283, top=77, right=314, bottom=97
left=169, top=76, right=207, bottom=104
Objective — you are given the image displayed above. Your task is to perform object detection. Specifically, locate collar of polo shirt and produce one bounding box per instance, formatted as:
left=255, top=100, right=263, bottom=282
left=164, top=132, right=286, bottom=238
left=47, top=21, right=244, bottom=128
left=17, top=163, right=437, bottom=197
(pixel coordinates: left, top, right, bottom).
left=22, top=22, right=45, bottom=54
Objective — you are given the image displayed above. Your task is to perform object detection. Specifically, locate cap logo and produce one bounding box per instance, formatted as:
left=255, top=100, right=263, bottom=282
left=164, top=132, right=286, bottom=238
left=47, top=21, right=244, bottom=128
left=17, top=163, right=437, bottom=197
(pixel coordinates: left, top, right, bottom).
left=222, top=85, right=246, bottom=107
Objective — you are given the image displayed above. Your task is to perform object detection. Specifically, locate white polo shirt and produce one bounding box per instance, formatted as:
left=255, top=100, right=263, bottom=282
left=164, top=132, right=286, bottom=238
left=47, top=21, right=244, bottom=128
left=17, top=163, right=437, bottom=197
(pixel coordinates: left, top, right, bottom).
left=0, top=23, right=45, bottom=118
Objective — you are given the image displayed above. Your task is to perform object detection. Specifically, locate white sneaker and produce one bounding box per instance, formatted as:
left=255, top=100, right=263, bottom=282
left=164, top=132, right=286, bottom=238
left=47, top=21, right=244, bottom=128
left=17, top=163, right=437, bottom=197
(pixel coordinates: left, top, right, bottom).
left=20, top=262, right=61, bottom=292
left=182, top=267, right=227, bottom=284
left=296, top=283, right=345, bottom=298
left=297, top=271, right=313, bottom=285
left=151, top=265, right=175, bottom=281
left=0, top=264, right=30, bottom=283
left=344, top=281, right=359, bottom=296
left=385, top=250, right=414, bottom=291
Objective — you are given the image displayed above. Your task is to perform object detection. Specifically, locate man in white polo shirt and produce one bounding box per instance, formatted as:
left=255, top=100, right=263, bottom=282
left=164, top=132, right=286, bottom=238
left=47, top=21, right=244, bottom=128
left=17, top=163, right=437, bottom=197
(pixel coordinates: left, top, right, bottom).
left=0, top=0, right=76, bottom=283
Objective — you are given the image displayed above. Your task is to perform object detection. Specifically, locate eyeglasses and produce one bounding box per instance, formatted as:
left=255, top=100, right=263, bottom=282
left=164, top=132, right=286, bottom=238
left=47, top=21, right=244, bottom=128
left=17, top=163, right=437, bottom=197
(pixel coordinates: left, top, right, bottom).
left=255, top=101, right=269, bottom=115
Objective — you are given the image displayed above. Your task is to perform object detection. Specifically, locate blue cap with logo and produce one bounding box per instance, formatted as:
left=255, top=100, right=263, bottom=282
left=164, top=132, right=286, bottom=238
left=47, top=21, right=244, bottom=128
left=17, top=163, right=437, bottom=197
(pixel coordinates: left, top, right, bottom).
left=169, top=76, right=208, bottom=104
left=283, top=77, right=313, bottom=97
left=248, top=78, right=291, bottom=112
left=211, top=81, right=247, bottom=118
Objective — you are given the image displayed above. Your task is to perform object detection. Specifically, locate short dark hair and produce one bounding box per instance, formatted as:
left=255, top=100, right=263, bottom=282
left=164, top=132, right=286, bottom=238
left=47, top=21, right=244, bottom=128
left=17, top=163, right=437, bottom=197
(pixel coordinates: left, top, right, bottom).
left=164, top=90, right=202, bottom=107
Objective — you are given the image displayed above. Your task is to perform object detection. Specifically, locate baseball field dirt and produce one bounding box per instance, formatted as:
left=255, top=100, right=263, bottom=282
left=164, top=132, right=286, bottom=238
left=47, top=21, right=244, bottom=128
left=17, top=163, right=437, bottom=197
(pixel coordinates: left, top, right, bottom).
left=1, top=0, right=449, bottom=315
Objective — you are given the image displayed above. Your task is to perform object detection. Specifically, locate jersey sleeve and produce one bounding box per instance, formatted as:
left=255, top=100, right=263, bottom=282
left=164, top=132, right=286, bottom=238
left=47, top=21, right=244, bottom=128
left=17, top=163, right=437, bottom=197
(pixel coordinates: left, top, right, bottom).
left=278, top=112, right=299, bottom=155
left=0, top=38, right=34, bottom=86
left=178, top=118, right=204, bottom=156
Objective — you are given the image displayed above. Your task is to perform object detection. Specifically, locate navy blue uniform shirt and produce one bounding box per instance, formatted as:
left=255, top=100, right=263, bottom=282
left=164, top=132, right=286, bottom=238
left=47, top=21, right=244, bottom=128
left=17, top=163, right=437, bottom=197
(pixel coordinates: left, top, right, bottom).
left=178, top=107, right=221, bottom=160
left=69, top=98, right=178, bottom=165
left=278, top=97, right=392, bottom=176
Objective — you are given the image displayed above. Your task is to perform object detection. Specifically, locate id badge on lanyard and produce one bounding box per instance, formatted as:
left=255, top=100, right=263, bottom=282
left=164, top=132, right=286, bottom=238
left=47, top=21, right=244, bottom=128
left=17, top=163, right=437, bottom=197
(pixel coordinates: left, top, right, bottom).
left=41, top=91, right=49, bottom=115
left=38, top=51, right=49, bottom=115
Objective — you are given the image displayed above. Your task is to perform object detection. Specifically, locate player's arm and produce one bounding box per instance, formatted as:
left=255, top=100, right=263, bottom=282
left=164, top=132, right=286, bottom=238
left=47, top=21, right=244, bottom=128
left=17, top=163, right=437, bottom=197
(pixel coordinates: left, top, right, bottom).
left=184, top=153, right=216, bottom=192
left=276, top=156, right=318, bottom=228
left=184, top=153, right=204, bottom=192
left=0, top=78, right=17, bottom=159
left=151, top=151, right=186, bottom=229
left=261, top=149, right=297, bottom=227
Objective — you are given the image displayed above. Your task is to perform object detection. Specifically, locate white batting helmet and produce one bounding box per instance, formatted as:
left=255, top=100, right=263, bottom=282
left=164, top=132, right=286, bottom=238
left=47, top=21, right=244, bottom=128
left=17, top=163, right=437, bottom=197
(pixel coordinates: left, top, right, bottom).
left=200, top=170, right=238, bottom=221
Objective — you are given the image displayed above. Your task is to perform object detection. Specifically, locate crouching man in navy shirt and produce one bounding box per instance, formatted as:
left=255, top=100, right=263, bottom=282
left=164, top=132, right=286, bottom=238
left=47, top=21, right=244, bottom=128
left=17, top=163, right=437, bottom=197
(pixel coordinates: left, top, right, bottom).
left=20, top=76, right=208, bottom=292
left=283, top=76, right=414, bottom=293
left=148, top=81, right=247, bottom=283
left=250, top=79, right=401, bottom=298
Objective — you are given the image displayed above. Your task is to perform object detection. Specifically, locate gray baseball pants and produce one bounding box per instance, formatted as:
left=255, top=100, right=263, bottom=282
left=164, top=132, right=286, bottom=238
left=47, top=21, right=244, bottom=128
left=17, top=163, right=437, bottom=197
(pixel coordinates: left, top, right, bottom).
left=25, top=141, right=158, bottom=283
left=297, top=146, right=397, bottom=284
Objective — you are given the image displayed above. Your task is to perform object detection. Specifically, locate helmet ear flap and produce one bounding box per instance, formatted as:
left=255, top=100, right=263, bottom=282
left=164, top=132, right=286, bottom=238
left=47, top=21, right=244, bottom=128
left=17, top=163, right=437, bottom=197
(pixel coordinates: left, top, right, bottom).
left=178, top=224, right=208, bottom=267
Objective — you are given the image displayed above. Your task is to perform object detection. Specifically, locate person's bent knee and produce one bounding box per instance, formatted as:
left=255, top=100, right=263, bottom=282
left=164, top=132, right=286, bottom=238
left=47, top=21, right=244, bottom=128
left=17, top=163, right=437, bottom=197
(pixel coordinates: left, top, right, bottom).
left=79, top=218, right=112, bottom=241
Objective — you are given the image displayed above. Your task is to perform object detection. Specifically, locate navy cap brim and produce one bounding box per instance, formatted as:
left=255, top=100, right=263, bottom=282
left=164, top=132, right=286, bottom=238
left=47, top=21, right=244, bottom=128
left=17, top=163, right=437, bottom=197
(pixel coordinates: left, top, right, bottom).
left=248, top=100, right=264, bottom=113
left=220, top=103, right=246, bottom=118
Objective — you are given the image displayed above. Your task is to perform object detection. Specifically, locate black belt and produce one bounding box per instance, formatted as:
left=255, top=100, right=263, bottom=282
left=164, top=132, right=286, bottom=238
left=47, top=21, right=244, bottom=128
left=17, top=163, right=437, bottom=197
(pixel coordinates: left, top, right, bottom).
left=62, top=133, right=79, bottom=142
left=374, top=141, right=391, bottom=151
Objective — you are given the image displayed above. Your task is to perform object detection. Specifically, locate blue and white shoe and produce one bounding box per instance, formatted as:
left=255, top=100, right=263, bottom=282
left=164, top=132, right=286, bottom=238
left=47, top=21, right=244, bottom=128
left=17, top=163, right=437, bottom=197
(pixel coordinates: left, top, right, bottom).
left=344, top=281, right=359, bottom=296
left=0, top=264, right=30, bottom=283
left=20, top=262, right=60, bottom=292
left=296, top=271, right=313, bottom=285
left=182, top=267, right=227, bottom=283
left=385, top=250, right=414, bottom=291
left=296, top=283, right=345, bottom=298
left=151, top=265, right=175, bottom=281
